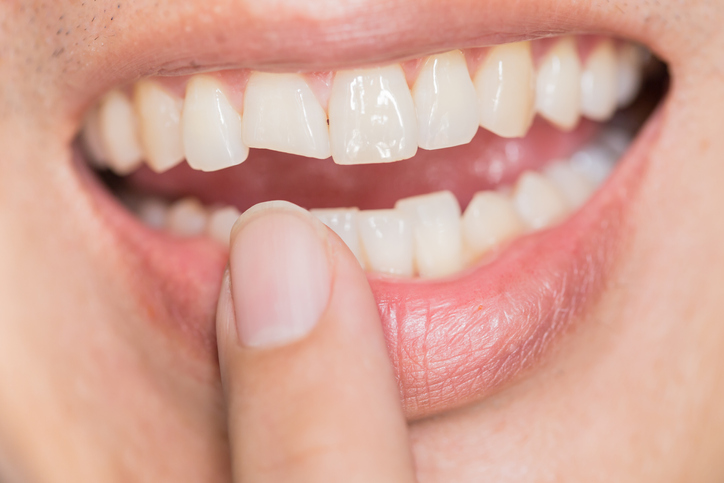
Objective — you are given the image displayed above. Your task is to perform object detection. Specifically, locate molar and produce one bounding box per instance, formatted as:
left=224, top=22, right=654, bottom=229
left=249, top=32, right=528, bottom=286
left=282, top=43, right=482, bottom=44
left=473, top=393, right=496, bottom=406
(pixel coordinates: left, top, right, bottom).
left=207, top=206, right=241, bottom=246
left=80, top=107, right=108, bottom=168
left=580, top=40, right=618, bottom=121
left=98, top=90, right=144, bottom=175
left=462, top=191, right=525, bottom=259
left=242, top=72, right=331, bottom=159
left=513, top=171, right=569, bottom=229
left=616, top=43, right=645, bottom=107
left=535, top=37, right=582, bottom=131
left=543, top=160, right=596, bottom=209
left=134, top=80, right=185, bottom=173
left=412, top=50, right=479, bottom=150
left=166, top=197, right=208, bottom=237
left=357, top=209, right=414, bottom=276
left=328, top=65, right=418, bottom=165
left=310, top=208, right=365, bottom=266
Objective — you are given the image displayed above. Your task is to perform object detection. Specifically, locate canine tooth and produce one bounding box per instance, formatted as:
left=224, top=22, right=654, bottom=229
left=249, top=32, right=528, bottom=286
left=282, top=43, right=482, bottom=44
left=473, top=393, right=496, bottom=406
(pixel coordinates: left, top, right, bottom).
left=569, top=146, right=617, bottom=186
left=81, top=107, right=108, bottom=167
left=412, top=50, right=479, bottom=150
left=134, top=80, right=185, bottom=173
left=310, top=208, right=365, bottom=266
left=536, top=37, right=582, bottom=131
left=544, top=161, right=596, bottom=209
left=329, top=65, right=418, bottom=165
left=580, top=41, right=617, bottom=121
left=167, top=198, right=208, bottom=237
left=182, top=75, right=248, bottom=172
left=462, top=191, right=524, bottom=258
left=395, top=191, right=462, bottom=278
left=616, top=43, right=644, bottom=107
left=98, top=90, right=143, bottom=175
left=513, top=171, right=569, bottom=229
left=474, top=42, right=536, bottom=138
left=207, top=206, right=241, bottom=246
left=137, top=198, right=169, bottom=230
left=242, top=72, right=331, bottom=159
left=357, top=210, right=414, bottom=276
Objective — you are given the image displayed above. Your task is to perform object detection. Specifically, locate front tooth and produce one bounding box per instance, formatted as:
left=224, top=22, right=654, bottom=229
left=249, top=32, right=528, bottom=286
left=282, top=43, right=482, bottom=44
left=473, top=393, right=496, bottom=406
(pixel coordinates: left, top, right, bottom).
left=580, top=40, right=617, bottom=121
left=513, top=171, right=569, bottom=230
left=207, top=206, right=241, bottom=246
left=616, top=43, right=645, bottom=107
left=536, top=37, right=582, bottom=131
left=474, top=41, right=536, bottom=138
left=462, top=191, right=524, bottom=259
left=395, top=191, right=462, bottom=278
left=543, top=161, right=596, bottom=209
left=167, top=197, right=208, bottom=237
left=242, top=72, right=331, bottom=159
left=134, top=80, right=185, bottom=173
left=182, top=75, right=248, bottom=172
left=310, top=208, right=365, bottom=267
left=81, top=107, right=108, bottom=168
left=98, top=90, right=143, bottom=175
left=357, top=209, right=414, bottom=276
left=412, top=50, right=479, bottom=150
left=328, top=65, right=418, bottom=165
left=569, top=145, right=617, bottom=186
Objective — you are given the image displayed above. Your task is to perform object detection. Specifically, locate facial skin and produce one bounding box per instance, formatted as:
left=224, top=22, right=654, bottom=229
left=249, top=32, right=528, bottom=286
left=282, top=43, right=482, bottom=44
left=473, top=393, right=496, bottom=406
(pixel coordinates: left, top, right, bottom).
left=1, top=0, right=724, bottom=481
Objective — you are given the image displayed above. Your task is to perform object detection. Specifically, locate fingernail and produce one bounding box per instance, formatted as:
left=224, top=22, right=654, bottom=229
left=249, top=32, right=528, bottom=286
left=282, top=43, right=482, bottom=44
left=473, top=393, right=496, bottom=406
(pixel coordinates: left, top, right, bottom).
left=229, top=201, right=331, bottom=347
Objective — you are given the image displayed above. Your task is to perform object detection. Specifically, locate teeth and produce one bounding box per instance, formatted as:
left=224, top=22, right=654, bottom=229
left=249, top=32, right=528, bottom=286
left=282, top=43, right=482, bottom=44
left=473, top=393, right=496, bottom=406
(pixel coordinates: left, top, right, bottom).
left=328, top=65, right=418, bottom=165
left=166, top=198, right=208, bottom=237
left=242, top=72, right=331, bottom=159
left=536, top=37, right=582, bottom=131
left=580, top=40, right=617, bottom=121
left=474, top=41, right=536, bottom=138
left=98, top=90, right=144, bottom=175
left=207, top=206, right=241, bottom=246
left=513, top=171, right=569, bottom=230
left=310, top=208, right=365, bottom=266
left=182, top=75, right=248, bottom=172
left=616, top=43, right=645, bottom=107
left=80, top=107, right=108, bottom=168
left=137, top=197, right=169, bottom=230
left=134, top=80, right=185, bottom=173
left=462, top=191, right=524, bottom=259
left=357, top=209, right=414, bottom=276
left=395, top=191, right=462, bottom=278
left=569, top=145, right=618, bottom=186
left=543, top=160, right=596, bottom=209
left=412, top=50, right=479, bottom=150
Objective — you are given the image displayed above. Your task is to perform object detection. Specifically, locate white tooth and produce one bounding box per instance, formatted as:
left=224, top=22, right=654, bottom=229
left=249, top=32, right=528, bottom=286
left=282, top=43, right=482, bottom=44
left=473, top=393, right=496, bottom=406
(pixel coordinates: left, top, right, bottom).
left=513, top=171, right=569, bottom=230
left=474, top=41, right=536, bottom=138
left=166, top=198, right=208, bottom=237
left=580, top=40, right=618, bottom=121
left=81, top=107, right=109, bottom=168
left=357, top=209, right=414, bottom=276
left=412, top=50, right=479, bottom=150
left=328, top=65, right=418, bottom=165
left=543, top=160, right=596, bottom=209
left=462, top=191, right=524, bottom=259
left=207, top=206, right=241, bottom=246
left=536, top=37, right=582, bottom=131
left=616, top=43, right=645, bottom=107
left=98, top=90, right=143, bottom=175
left=597, top=127, right=632, bottom=157
left=569, top=145, right=617, bottom=186
left=134, top=80, right=185, bottom=173
left=311, top=208, right=365, bottom=267
left=242, top=72, right=331, bottom=159
left=137, top=198, right=169, bottom=230
left=395, top=191, right=462, bottom=278
left=182, top=75, right=248, bottom=172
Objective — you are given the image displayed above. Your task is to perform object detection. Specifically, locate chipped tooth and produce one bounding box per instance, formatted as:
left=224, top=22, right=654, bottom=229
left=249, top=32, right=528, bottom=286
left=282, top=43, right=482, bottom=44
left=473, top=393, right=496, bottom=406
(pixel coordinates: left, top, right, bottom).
left=474, top=41, right=536, bottom=138
left=207, top=206, right=241, bottom=246
left=182, top=75, right=248, bottom=172
left=242, top=72, right=331, bottom=159
left=357, top=209, right=414, bottom=276
left=544, top=160, right=596, bottom=209
left=134, top=80, right=185, bottom=173
left=536, top=37, right=582, bottom=131
left=569, top=146, right=617, bottom=186
left=616, top=43, right=645, bottom=108
left=329, top=65, right=418, bottom=165
left=311, top=208, right=365, bottom=267
left=98, top=90, right=144, bottom=175
left=137, top=198, right=169, bottom=230
left=395, top=191, right=463, bottom=278
left=412, top=50, right=479, bottom=150
left=580, top=40, right=618, bottom=121
left=81, top=107, right=108, bottom=168
left=462, top=191, right=524, bottom=259
left=513, top=171, right=569, bottom=230
left=166, top=198, right=208, bottom=237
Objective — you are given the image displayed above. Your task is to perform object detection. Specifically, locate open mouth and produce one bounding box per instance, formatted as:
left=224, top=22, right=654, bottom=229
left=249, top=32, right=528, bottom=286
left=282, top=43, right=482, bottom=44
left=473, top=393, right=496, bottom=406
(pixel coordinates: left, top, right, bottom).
left=77, top=34, right=667, bottom=418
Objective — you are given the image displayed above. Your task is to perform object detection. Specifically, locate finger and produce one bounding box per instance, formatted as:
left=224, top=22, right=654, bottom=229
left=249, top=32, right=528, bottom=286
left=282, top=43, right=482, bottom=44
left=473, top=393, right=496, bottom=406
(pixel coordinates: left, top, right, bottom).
left=216, top=201, right=415, bottom=483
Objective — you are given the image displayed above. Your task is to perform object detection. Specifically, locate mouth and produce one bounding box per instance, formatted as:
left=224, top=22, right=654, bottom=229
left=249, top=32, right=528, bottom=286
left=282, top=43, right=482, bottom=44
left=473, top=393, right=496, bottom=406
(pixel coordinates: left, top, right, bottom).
left=76, top=28, right=667, bottom=418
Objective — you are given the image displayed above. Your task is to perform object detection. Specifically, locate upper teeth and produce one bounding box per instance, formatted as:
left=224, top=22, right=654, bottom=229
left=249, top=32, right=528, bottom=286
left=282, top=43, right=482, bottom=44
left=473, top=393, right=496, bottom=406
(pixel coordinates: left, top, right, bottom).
left=82, top=37, right=647, bottom=174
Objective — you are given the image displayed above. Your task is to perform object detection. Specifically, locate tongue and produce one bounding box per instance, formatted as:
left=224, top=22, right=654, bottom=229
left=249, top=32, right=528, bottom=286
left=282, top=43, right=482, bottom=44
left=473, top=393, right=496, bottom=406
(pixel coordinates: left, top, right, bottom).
left=126, top=118, right=597, bottom=212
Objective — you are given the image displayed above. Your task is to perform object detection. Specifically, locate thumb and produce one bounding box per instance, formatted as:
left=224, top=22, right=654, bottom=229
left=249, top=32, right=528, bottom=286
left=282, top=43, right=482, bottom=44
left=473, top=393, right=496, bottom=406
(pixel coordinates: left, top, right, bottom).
left=216, top=201, right=416, bottom=483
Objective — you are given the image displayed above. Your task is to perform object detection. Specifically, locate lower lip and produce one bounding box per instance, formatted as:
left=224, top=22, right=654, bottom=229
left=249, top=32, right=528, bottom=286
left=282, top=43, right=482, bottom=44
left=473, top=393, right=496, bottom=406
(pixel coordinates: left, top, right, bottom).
left=78, top=109, right=661, bottom=420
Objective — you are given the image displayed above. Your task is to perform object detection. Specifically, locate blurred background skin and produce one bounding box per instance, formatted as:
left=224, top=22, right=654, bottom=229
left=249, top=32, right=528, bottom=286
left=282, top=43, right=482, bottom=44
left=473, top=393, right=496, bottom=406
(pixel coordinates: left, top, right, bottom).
left=1, top=0, right=724, bottom=481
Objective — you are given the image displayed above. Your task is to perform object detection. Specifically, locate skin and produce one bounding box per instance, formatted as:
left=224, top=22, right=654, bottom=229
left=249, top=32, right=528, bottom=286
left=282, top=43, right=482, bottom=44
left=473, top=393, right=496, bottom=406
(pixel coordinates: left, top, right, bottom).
left=1, top=0, right=724, bottom=481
